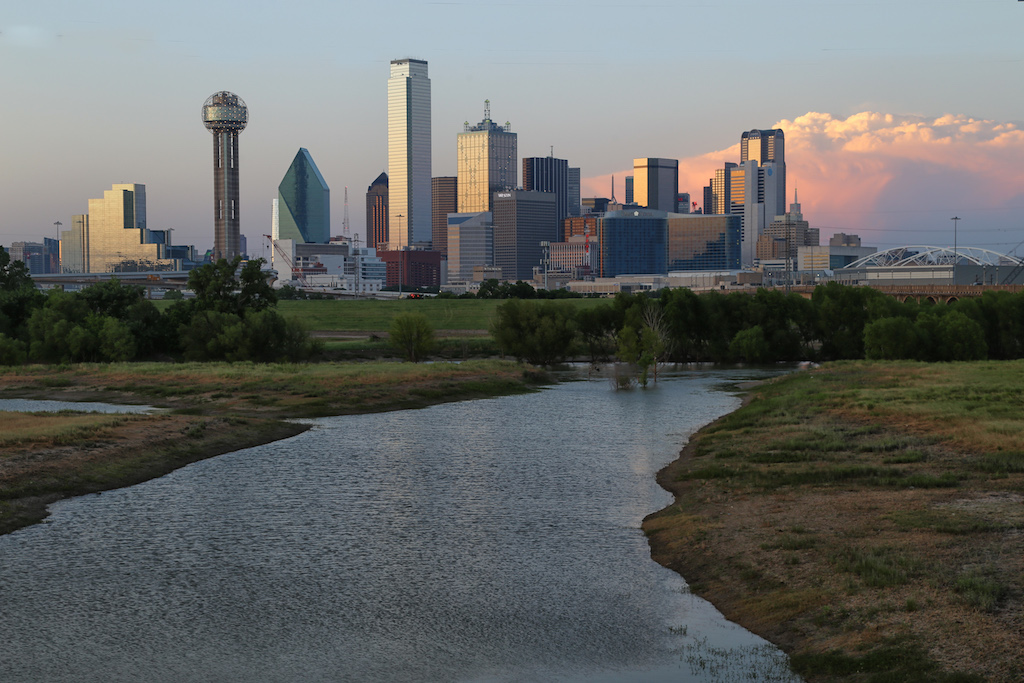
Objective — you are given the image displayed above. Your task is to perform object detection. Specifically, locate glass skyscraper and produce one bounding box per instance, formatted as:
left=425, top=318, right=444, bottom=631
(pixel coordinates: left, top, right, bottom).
left=365, top=172, right=389, bottom=250
left=598, top=210, right=668, bottom=277
left=275, top=148, right=330, bottom=244
left=667, top=214, right=741, bottom=271
left=432, top=176, right=457, bottom=257
left=59, top=184, right=176, bottom=273
left=457, top=102, right=517, bottom=214
left=388, top=58, right=432, bottom=247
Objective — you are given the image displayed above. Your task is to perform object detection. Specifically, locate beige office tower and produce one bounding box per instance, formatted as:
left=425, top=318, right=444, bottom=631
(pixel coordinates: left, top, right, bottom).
left=60, top=184, right=175, bottom=273
left=388, top=58, right=432, bottom=248
left=457, top=100, right=517, bottom=214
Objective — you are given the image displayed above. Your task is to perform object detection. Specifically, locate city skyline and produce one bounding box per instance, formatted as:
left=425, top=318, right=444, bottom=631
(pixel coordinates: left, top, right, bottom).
left=2, top=1, right=1023, bottom=257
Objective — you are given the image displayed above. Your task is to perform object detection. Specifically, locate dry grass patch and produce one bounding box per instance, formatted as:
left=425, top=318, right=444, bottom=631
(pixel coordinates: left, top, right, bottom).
left=0, top=411, right=137, bottom=447
left=645, top=361, right=1024, bottom=682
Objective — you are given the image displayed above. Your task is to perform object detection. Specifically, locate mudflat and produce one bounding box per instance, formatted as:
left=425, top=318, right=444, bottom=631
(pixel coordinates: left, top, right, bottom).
left=644, top=360, right=1024, bottom=682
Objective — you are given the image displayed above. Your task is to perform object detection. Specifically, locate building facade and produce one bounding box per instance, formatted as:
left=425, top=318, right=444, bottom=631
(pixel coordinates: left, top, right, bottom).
left=567, top=167, right=581, bottom=217
left=667, top=214, right=741, bottom=271
left=275, top=148, right=330, bottom=244
left=59, top=184, right=176, bottom=274
left=633, top=158, right=679, bottom=213
left=522, top=156, right=569, bottom=224
left=377, top=249, right=442, bottom=288
left=492, top=190, right=557, bottom=281
left=365, top=172, right=389, bottom=249
left=757, top=190, right=817, bottom=262
left=447, top=211, right=493, bottom=281
left=388, top=58, right=432, bottom=248
left=457, top=102, right=517, bottom=214
left=741, top=129, right=786, bottom=218
left=598, top=209, right=668, bottom=277
left=431, top=176, right=457, bottom=257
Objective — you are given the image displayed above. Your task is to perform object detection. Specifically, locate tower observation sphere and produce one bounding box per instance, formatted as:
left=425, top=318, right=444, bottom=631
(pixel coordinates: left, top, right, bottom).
left=202, top=91, right=247, bottom=261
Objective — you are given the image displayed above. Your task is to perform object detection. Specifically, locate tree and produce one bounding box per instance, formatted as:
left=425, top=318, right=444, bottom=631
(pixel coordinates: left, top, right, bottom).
left=490, top=299, right=577, bottom=366
left=0, top=248, right=32, bottom=292
left=389, top=312, right=435, bottom=362
left=864, top=316, right=920, bottom=360
left=187, top=257, right=277, bottom=316
left=730, top=325, right=771, bottom=364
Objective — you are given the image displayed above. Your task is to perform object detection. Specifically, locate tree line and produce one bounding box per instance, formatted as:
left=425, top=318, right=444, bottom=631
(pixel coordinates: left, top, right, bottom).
left=491, top=282, right=1022, bottom=372
left=0, top=252, right=316, bottom=365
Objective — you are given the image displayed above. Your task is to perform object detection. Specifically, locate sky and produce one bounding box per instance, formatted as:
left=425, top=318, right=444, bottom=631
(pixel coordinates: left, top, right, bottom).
left=2, top=0, right=1023, bottom=259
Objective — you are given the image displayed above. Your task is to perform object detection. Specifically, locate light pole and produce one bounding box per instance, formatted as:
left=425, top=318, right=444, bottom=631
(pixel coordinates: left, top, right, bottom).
left=951, top=216, right=961, bottom=285
left=396, top=214, right=404, bottom=297
left=540, top=240, right=550, bottom=291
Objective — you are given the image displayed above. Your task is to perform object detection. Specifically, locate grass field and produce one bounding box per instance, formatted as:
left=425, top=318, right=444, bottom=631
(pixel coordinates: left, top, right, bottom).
left=153, top=297, right=605, bottom=332
left=273, top=298, right=607, bottom=332
left=644, top=360, right=1024, bottom=682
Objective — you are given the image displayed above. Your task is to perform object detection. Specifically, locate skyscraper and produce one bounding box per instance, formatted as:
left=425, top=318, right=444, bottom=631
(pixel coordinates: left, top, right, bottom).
left=274, top=148, right=330, bottom=244
left=388, top=58, right=432, bottom=248
left=741, top=129, right=786, bottom=214
left=633, top=158, right=679, bottom=213
left=365, top=172, right=389, bottom=249
left=567, top=167, right=581, bottom=217
left=202, top=91, right=248, bottom=261
left=522, top=156, right=569, bottom=223
left=492, top=190, right=556, bottom=281
left=457, top=101, right=517, bottom=214
left=432, top=176, right=458, bottom=257
left=59, top=184, right=176, bottom=273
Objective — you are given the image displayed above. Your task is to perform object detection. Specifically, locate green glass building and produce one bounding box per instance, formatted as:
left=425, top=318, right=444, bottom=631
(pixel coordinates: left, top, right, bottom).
left=275, top=148, right=330, bottom=244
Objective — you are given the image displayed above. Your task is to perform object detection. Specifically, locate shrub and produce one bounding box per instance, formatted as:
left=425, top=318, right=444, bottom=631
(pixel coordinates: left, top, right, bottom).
left=388, top=312, right=435, bottom=363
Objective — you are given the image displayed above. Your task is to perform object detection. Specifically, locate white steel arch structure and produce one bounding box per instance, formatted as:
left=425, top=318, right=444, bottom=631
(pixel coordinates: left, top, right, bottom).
left=844, top=246, right=1023, bottom=270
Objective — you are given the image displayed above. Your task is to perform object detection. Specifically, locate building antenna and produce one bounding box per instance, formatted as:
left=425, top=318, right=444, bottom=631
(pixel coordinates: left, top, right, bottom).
left=343, top=186, right=350, bottom=237
left=550, top=145, right=553, bottom=158
left=611, top=175, right=616, bottom=203
left=483, top=99, right=490, bottom=122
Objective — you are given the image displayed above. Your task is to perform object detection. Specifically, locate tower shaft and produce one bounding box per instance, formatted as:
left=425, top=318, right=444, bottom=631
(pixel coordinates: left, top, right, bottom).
left=212, top=129, right=241, bottom=261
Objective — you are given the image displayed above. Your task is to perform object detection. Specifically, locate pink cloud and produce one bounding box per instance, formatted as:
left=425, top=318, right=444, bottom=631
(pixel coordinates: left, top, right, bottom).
left=590, top=111, right=1024, bottom=249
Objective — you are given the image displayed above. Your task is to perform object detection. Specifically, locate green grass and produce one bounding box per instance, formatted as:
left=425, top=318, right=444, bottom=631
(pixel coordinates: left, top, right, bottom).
left=834, top=546, right=921, bottom=588
left=272, top=298, right=606, bottom=332
left=955, top=570, right=1008, bottom=612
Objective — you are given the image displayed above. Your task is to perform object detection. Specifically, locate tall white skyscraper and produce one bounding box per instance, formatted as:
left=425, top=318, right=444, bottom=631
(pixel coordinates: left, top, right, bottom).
left=388, top=58, right=432, bottom=248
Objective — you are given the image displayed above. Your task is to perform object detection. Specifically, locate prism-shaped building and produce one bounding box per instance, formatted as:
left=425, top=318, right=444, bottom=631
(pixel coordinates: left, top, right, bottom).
left=274, top=148, right=330, bottom=244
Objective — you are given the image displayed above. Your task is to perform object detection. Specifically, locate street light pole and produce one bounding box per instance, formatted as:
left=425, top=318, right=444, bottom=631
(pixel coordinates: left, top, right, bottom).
left=951, top=216, right=961, bottom=285
left=396, top=214, right=404, bottom=297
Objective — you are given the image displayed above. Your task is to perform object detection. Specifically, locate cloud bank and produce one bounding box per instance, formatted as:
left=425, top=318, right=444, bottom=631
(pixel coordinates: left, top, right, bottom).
left=592, top=111, right=1024, bottom=250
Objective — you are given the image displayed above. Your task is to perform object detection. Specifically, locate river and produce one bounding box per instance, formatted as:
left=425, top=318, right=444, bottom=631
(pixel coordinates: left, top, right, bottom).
left=0, top=367, right=800, bottom=682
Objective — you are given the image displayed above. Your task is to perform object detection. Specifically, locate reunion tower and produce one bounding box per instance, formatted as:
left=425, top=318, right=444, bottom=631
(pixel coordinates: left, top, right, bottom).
left=202, top=91, right=248, bottom=261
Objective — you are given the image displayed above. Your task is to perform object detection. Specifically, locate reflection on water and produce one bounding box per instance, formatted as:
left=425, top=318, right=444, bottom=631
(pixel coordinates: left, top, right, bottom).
left=0, top=398, right=155, bottom=414
left=0, top=368, right=800, bottom=682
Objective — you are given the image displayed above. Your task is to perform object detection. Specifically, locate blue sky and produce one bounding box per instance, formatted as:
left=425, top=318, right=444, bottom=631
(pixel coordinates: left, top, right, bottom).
left=2, top=0, right=1022, bottom=257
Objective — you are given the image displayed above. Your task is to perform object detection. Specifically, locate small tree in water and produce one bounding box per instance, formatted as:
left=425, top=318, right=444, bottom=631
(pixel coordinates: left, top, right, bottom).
left=390, top=312, right=435, bottom=362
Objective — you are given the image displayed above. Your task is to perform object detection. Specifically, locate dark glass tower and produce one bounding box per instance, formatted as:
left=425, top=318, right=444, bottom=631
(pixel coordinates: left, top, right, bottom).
left=202, top=91, right=248, bottom=261
left=366, top=172, right=389, bottom=249
left=431, top=176, right=457, bottom=257
left=277, top=148, right=330, bottom=244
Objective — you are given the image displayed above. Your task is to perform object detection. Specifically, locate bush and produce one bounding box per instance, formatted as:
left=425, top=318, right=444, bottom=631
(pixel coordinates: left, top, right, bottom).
left=389, top=312, right=435, bottom=362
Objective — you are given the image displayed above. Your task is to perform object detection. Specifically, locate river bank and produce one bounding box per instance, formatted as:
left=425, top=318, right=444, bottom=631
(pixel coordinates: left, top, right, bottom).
left=643, top=361, right=1024, bottom=682
left=0, top=360, right=547, bottom=536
